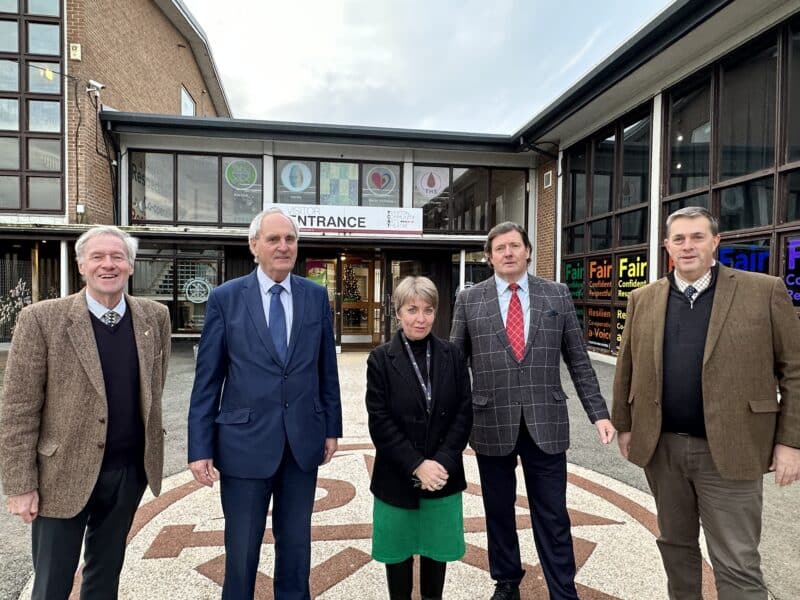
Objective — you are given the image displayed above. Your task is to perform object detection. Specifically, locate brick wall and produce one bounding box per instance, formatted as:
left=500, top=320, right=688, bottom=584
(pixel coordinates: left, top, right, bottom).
left=535, top=158, right=557, bottom=280
left=65, top=0, right=219, bottom=224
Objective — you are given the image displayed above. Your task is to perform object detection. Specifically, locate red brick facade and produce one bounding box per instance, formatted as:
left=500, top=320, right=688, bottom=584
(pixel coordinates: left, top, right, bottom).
left=534, top=158, right=557, bottom=280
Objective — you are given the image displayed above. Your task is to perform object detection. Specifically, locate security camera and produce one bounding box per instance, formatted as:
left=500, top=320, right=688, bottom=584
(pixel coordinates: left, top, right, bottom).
left=87, top=79, right=106, bottom=90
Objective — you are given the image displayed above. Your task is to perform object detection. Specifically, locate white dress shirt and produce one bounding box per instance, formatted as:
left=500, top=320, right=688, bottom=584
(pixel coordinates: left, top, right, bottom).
left=256, top=268, right=293, bottom=346
left=494, top=273, right=530, bottom=343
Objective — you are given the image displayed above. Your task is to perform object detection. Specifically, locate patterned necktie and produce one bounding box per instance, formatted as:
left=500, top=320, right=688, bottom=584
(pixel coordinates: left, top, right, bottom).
left=101, top=310, right=119, bottom=327
left=684, top=285, right=697, bottom=303
left=506, top=283, right=525, bottom=361
left=269, top=285, right=287, bottom=362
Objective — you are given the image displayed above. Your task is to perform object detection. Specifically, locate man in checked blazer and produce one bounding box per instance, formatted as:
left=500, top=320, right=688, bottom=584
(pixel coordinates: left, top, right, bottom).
left=0, top=225, right=171, bottom=600
left=451, top=221, right=615, bottom=600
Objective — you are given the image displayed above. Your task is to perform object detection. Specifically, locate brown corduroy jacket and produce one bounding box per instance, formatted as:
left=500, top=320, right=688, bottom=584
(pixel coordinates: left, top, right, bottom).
left=0, top=289, right=171, bottom=517
left=612, top=265, right=800, bottom=480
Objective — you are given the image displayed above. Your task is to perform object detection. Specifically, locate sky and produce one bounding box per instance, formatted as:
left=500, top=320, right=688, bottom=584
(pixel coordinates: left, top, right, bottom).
left=182, top=0, right=673, bottom=134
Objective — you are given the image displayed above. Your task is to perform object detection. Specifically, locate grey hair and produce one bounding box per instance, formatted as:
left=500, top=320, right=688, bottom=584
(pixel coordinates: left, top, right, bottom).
left=75, top=226, right=138, bottom=267
left=393, top=276, right=439, bottom=314
left=485, top=221, right=532, bottom=264
left=666, top=206, right=719, bottom=236
left=248, top=207, right=300, bottom=241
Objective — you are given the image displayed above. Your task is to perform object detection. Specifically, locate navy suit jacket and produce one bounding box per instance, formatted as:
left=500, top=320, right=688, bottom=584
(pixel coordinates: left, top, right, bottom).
left=188, top=270, right=342, bottom=478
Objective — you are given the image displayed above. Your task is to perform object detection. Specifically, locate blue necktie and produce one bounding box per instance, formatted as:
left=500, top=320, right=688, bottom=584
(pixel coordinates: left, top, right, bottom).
left=684, top=285, right=697, bottom=302
left=269, top=285, right=287, bottom=362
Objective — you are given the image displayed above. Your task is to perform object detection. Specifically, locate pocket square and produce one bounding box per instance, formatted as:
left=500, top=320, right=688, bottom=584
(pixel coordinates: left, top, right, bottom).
left=546, top=309, right=560, bottom=317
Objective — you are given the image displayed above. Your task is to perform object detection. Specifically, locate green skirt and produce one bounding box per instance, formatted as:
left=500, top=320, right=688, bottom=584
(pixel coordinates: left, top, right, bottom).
left=371, top=492, right=465, bottom=564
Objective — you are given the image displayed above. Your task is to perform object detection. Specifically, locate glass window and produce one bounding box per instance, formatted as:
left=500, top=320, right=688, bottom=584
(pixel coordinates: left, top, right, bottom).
left=491, top=169, right=526, bottom=225
left=789, top=29, right=800, bottom=163
left=0, top=21, right=18, bottom=53
left=27, top=138, right=59, bottom=170
left=0, top=175, right=20, bottom=208
left=320, top=161, right=358, bottom=206
left=27, top=175, right=59, bottom=209
left=786, top=170, right=800, bottom=222
left=27, top=22, right=59, bottom=55
left=665, top=193, right=709, bottom=216
left=0, top=136, right=18, bottom=168
left=28, top=61, right=59, bottom=93
left=567, top=145, right=586, bottom=221
left=718, top=238, right=770, bottom=273
left=28, top=99, right=59, bottom=131
left=177, top=155, right=217, bottom=222
left=0, top=1, right=19, bottom=13
left=130, top=152, right=174, bottom=221
left=413, top=165, right=451, bottom=230
left=222, top=156, right=262, bottom=223
left=669, top=79, right=710, bottom=194
left=27, top=0, right=57, bottom=15
left=586, top=304, right=612, bottom=350
left=0, top=59, right=18, bottom=91
left=718, top=42, right=777, bottom=180
left=277, top=159, right=316, bottom=205
left=452, top=167, right=489, bottom=231
left=0, top=98, right=19, bottom=130
left=618, top=208, right=647, bottom=246
left=784, top=236, right=800, bottom=307
left=565, top=224, right=584, bottom=255
left=180, top=87, right=195, bottom=116
left=592, top=133, right=614, bottom=215
left=563, top=258, right=584, bottom=300
left=362, top=163, right=400, bottom=207
left=719, top=177, right=773, bottom=231
left=590, top=218, right=612, bottom=251
left=621, top=116, right=649, bottom=207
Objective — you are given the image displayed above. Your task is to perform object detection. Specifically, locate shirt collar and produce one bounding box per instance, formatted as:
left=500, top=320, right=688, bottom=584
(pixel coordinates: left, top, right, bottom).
left=85, top=290, right=126, bottom=320
left=494, top=273, right=529, bottom=295
left=673, top=260, right=715, bottom=294
left=257, top=268, right=292, bottom=296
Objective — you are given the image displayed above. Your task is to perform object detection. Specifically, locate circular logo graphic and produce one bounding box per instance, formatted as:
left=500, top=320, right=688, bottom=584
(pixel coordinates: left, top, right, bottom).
left=183, top=278, right=213, bottom=304
left=365, top=166, right=396, bottom=196
left=224, top=160, right=258, bottom=191
left=280, top=161, right=313, bottom=193
left=416, top=170, right=445, bottom=198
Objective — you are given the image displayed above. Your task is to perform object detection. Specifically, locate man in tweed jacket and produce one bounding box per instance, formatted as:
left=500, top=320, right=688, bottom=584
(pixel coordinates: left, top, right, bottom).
left=451, top=221, right=614, bottom=600
left=0, top=226, right=171, bottom=600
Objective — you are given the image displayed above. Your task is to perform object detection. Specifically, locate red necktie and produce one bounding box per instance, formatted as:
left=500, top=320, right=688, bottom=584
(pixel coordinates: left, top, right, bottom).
left=506, top=283, right=525, bottom=361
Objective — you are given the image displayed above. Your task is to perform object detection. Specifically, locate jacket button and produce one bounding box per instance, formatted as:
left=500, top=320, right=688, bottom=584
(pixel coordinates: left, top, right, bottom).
left=284, top=402, right=289, bottom=408
left=440, top=410, right=446, bottom=416
left=98, top=418, right=106, bottom=424
left=97, top=442, right=105, bottom=449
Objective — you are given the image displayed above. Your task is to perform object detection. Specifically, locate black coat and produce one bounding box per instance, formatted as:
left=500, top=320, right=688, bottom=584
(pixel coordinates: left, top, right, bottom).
left=366, top=332, right=472, bottom=509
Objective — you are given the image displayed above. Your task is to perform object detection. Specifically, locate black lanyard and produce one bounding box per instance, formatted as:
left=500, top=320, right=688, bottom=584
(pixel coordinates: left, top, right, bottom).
left=400, top=331, right=432, bottom=412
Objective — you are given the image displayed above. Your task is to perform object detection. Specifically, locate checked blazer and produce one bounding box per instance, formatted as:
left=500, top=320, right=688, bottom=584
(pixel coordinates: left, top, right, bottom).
left=451, top=275, right=609, bottom=456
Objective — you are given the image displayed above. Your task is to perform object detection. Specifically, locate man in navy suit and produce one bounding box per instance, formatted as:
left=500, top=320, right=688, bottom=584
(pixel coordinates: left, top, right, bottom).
left=188, top=207, right=342, bottom=599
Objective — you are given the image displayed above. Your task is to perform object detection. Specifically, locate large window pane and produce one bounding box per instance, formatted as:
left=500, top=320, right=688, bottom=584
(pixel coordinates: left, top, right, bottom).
left=27, top=138, right=59, bottom=170
left=592, top=133, right=614, bottom=215
left=27, top=0, right=58, bottom=15
left=414, top=165, right=450, bottom=230
left=567, top=145, right=586, bottom=221
left=452, top=167, right=489, bottom=231
left=177, top=155, right=217, bottom=222
left=0, top=98, right=19, bottom=130
left=222, top=156, right=262, bottom=223
left=718, top=239, right=770, bottom=273
left=719, top=43, right=777, bottom=179
left=0, top=136, right=18, bottom=168
left=618, top=208, right=647, bottom=246
left=622, top=117, right=650, bottom=207
left=27, top=176, right=59, bottom=209
left=719, top=177, right=773, bottom=231
left=320, top=161, right=358, bottom=206
left=0, top=59, right=18, bottom=91
left=131, top=152, right=174, bottom=221
left=0, top=175, right=20, bottom=208
left=28, top=99, right=59, bottom=131
left=669, top=79, right=710, bottom=194
left=590, top=218, right=612, bottom=251
left=0, top=21, right=17, bottom=53
left=565, top=224, right=584, bottom=255
left=362, top=163, right=400, bottom=207
left=0, top=1, right=19, bottom=13
left=27, top=22, right=59, bottom=55
left=180, top=87, right=195, bottom=116
left=491, top=169, right=526, bottom=225
left=28, top=61, right=59, bottom=93
left=665, top=193, right=708, bottom=217
left=277, top=159, right=316, bottom=205
left=789, top=29, right=800, bottom=163
left=786, top=170, right=800, bottom=222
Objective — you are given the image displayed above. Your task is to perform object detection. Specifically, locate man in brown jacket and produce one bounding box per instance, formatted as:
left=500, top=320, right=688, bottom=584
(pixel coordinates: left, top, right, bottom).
left=612, top=206, right=800, bottom=599
left=0, top=225, right=171, bottom=600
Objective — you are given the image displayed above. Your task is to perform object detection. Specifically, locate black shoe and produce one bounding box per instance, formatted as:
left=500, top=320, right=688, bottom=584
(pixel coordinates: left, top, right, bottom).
left=489, top=582, right=521, bottom=600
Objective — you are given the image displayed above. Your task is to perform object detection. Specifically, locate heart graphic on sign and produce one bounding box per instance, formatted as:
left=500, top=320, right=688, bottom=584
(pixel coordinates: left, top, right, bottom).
left=371, top=171, right=391, bottom=190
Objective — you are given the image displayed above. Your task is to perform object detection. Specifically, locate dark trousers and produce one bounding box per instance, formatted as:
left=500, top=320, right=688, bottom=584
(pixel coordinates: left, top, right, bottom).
left=220, top=443, right=318, bottom=600
left=476, top=425, right=578, bottom=600
left=30, top=463, right=146, bottom=600
left=385, top=556, right=447, bottom=599
left=645, top=433, right=766, bottom=600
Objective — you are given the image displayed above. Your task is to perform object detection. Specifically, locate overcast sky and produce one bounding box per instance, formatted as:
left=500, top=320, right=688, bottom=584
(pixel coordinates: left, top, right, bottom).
left=183, top=0, right=672, bottom=134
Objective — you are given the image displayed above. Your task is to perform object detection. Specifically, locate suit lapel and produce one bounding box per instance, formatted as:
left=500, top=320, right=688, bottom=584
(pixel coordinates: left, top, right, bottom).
left=66, top=290, right=106, bottom=399
left=389, top=333, right=429, bottom=415
left=703, top=266, right=737, bottom=366
left=525, top=275, right=544, bottom=358
left=430, top=337, right=451, bottom=413
left=243, top=270, right=283, bottom=366
left=128, top=294, right=155, bottom=426
left=651, top=278, right=670, bottom=392
left=285, top=274, right=306, bottom=366
left=483, top=281, right=516, bottom=360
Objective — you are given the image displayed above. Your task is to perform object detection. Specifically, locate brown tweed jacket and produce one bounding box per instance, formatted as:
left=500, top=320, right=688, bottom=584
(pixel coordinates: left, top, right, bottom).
left=612, top=265, right=800, bottom=480
left=0, top=289, right=171, bottom=518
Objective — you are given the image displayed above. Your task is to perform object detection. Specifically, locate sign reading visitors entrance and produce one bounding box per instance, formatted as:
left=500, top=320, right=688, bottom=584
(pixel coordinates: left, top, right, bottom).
left=281, top=204, right=423, bottom=235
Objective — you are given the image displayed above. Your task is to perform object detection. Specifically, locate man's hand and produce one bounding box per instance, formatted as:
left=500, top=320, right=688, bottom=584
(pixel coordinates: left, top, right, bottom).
left=413, top=459, right=448, bottom=491
left=769, top=443, right=800, bottom=486
left=7, top=490, right=39, bottom=524
left=617, top=431, right=632, bottom=459
left=189, top=458, right=220, bottom=487
left=321, top=438, right=338, bottom=465
left=595, top=418, right=616, bottom=444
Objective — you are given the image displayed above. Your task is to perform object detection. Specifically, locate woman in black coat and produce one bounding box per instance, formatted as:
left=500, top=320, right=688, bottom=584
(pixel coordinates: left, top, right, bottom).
left=366, top=275, right=472, bottom=600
